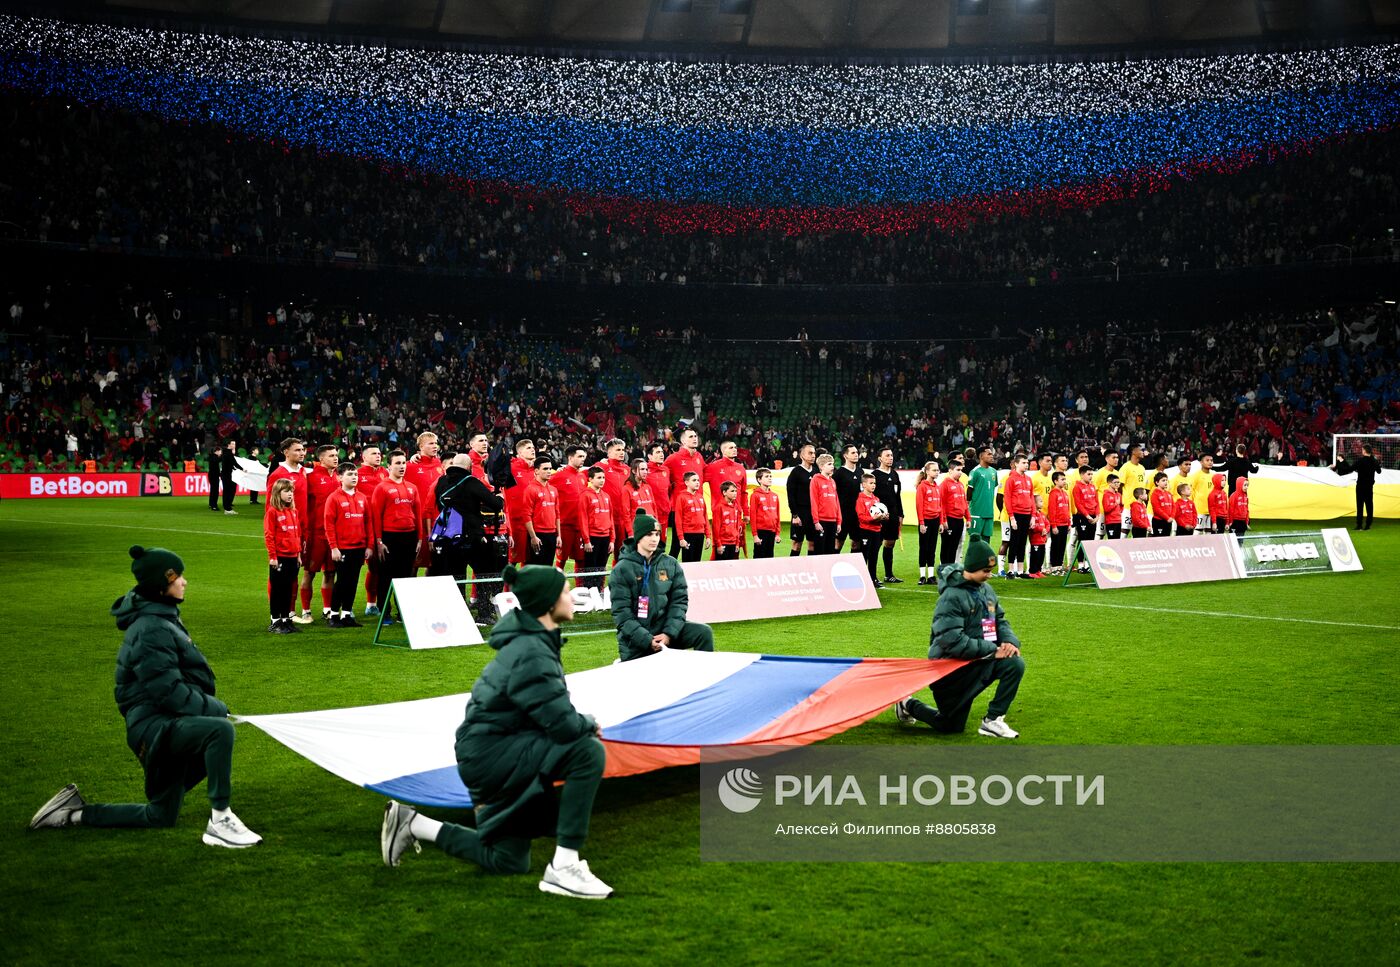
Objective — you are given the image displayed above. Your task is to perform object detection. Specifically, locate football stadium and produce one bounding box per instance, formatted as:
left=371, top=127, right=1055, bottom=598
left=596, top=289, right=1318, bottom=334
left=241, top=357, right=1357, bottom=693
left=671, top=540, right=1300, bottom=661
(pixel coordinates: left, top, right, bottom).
left=2, top=1, right=1399, bottom=962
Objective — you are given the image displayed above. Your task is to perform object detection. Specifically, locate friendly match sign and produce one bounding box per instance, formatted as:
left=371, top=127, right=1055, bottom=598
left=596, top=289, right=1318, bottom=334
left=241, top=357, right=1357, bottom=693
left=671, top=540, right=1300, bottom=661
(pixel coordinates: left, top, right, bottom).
left=385, top=575, right=484, bottom=649
left=681, top=553, right=881, bottom=623
left=1083, top=534, right=1245, bottom=589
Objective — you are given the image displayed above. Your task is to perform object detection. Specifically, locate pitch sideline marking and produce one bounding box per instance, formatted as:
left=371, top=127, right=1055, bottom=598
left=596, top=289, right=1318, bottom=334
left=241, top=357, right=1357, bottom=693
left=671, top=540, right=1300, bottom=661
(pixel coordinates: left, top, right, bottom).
left=0, top=515, right=264, bottom=542
left=881, top=586, right=1400, bottom=632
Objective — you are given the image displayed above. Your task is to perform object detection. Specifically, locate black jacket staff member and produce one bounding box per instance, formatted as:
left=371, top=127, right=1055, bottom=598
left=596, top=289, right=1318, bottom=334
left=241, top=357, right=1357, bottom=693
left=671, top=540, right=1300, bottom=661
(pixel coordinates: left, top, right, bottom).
left=429, top=454, right=505, bottom=582
left=1332, top=444, right=1382, bottom=531
left=29, top=546, right=262, bottom=848
left=872, top=446, right=904, bottom=583
left=785, top=443, right=817, bottom=556
left=833, top=444, right=864, bottom=553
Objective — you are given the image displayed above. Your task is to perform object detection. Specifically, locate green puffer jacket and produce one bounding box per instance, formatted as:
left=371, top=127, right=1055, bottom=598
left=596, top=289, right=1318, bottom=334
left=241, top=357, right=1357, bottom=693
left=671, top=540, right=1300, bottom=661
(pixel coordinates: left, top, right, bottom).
left=929, top=564, right=1022, bottom=660
left=455, top=608, right=596, bottom=840
left=609, top=540, right=691, bottom=661
left=111, top=591, right=228, bottom=788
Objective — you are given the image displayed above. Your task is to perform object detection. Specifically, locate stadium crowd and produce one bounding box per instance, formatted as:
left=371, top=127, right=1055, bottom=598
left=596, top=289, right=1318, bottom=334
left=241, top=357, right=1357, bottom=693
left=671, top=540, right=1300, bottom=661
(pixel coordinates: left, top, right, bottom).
left=2, top=93, right=1397, bottom=287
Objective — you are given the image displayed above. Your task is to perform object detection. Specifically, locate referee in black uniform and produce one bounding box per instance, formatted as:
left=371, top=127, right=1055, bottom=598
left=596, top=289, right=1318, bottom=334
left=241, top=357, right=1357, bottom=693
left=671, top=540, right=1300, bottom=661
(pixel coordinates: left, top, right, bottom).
left=785, top=443, right=816, bottom=556
left=833, top=444, right=864, bottom=554
left=872, top=446, right=904, bottom=583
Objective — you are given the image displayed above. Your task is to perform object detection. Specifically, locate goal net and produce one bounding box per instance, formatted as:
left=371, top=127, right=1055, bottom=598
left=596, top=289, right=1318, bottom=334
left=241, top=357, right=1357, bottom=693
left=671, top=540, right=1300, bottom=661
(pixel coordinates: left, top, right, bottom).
left=1332, top=434, right=1400, bottom=468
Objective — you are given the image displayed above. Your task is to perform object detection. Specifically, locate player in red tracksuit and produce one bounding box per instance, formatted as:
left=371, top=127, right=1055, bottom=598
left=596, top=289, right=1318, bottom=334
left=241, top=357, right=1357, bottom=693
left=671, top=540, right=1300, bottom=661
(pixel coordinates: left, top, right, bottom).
left=645, top=443, right=672, bottom=540
left=522, top=456, right=560, bottom=566
left=854, top=473, right=887, bottom=586
left=502, top=438, right=538, bottom=566
left=624, top=459, right=658, bottom=524
left=749, top=468, right=782, bottom=559
left=356, top=444, right=389, bottom=614
left=369, top=451, right=421, bottom=624
left=664, top=428, right=705, bottom=556
left=466, top=432, right=491, bottom=486
left=404, top=432, right=444, bottom=573
left=809, top=454, right=843, bottom=556
left=594, top=439, right=632, bottom=562
left=323, top=464, right=370, bottom=628
left=1228, top=478, right=1250, bottom=537
left=1003, top=456, right=1036, bottom=578
left=1070, top=467, right=1101, bottom=569
left=674, top=471, right=711, bottom=564
left=304, top=446, right=341, bottom=621
left=705, top=440, right=749, bottom=559
left=1100, top=475, right=1124, bottom=540
left=551, top=446, right=589, bottom=574
left=1047, top=471, right=1072, bottom=571
left=1129, top=487, right=1151, bottom=539
left=1174, top=483, right=1199, bottom=536
left=577, top=467, right=615, bottom=586
left=1028, top=509, right=1050, bottom=577
left=915, top=461, right=945, bottom=584
left=266, top=438, right=310, bottom=620
left=1150, top=472, right=1176, bottom=537
left=264, top=477, right=303, bottom=634
left=1207, top=473, right=1229, bottom=534
left=938, top=460, right=971, bottom=565
left=714, top=482, right=746, bottom=561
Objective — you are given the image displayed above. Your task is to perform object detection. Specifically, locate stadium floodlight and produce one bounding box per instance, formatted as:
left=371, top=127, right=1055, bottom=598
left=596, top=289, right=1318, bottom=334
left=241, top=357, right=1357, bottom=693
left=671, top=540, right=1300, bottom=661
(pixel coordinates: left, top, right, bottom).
left=1332, top=434, right=1400, bottom=467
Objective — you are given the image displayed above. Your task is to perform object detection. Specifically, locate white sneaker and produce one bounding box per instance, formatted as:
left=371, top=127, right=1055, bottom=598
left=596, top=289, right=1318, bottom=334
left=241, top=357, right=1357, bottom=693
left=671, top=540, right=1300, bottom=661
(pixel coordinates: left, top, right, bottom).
left=380, top=800, right=421, bottom=868
left=202, top=811, right=263, bottom=848
left=29, top=783, right=85, bottom=829
left=892, top=699, right=916, bottom=726
left=224, top=509, right=238, bottom=515
left=322, top=607, right=332, bottom=619
left=539, top=859, right=612, bottom=900
left=290, top=612, right=313, bottom=625
left=978, top=716, right=1020, bottom=739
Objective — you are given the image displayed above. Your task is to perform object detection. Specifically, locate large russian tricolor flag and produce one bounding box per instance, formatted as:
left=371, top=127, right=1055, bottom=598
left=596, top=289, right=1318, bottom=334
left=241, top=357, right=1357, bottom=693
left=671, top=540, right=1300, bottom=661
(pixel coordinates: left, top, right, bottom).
left=241, top=649, right=968, bottom=808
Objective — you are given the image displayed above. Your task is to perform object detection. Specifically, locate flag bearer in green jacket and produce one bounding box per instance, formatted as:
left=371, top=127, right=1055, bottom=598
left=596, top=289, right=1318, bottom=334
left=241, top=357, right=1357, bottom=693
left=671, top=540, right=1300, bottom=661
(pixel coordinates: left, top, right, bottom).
left=380, top=564, right=613, bottom=900
left=28, top=546, right=261, bottom=848
left=893, top=538, right=1025, bottom=739
left=610, top=514, right=714, bottom=662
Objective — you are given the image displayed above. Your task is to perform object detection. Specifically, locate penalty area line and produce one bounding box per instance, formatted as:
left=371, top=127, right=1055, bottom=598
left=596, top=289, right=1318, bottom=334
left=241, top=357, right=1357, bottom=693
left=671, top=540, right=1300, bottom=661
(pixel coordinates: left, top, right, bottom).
left=0, top=515, right=265, bottom=541
left=880, top=586, right=1400, bottom=632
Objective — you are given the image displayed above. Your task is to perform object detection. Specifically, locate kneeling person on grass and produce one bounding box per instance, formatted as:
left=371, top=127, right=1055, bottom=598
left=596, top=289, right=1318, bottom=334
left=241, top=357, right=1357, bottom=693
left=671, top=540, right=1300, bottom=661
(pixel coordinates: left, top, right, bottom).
left=380, top=564, right=613, bottom=899
left=29, top=546, right=261, bottom=848
left=611, top=514, right=714, bottom=662
left=893, top=538, right=1025, bottom=739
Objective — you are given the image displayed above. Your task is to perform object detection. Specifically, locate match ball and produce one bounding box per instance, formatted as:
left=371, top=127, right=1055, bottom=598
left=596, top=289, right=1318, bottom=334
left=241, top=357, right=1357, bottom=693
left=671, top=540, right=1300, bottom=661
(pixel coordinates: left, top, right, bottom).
left=870, top=501, right=889, bottom=519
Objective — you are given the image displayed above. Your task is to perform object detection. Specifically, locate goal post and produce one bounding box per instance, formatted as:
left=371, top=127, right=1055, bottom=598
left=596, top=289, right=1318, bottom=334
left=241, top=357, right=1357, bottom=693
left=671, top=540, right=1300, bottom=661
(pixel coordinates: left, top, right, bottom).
left=1332, top=434, right=1400, bottom=467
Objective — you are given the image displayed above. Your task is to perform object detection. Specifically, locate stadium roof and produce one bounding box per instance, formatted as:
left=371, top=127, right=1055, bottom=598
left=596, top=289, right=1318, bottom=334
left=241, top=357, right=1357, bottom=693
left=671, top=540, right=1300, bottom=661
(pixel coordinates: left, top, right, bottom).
left=26, top=0, right=1400, bottom=59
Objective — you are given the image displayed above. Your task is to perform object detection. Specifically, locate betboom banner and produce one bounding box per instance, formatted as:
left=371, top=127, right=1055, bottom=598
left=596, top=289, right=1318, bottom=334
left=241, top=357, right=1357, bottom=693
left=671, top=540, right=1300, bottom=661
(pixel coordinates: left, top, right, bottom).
left=1084, top=534, right=1245, bottom=589
left=0, top=472, right=252, bottom=499
left=682, top=553, right=881, bottom=623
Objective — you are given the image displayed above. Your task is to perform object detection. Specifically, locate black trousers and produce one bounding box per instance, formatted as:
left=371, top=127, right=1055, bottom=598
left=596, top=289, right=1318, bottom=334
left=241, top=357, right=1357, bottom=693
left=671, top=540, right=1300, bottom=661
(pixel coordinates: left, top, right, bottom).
left=1357, top=488, right=1374, bottom=529
left=717, top=544, right=740, bottom=561
left=860, top=529, right=882, bottom=581
left=528, top=532, right=558, bottom=566
left=331, top=548, right=366, bottom=615
left=1005, top=513, right=1031, bottom=563
left=1151, top=518, right=1173, bottom=537
left=583, top=537, right=611, bottom=585
left=904, top=655, right=1026, bottom=733
left=207, top=472, right=221, bottom=510
left=428, top=541, right=468, bottom=581
left=754, top=529, right=776, bottom=559
left=1049, top=529, right=1067, bottom=567
left=1104, top=523, right=1122, bottom=540
left=918, top=522, right=940, bottom=568
left=269, top=556, right=300, bottom=619
left=377, top=531, right=419, bottom=618
left=220, top=473, right=236, bottom=510
left=1231, top=521, right=1249, bottom=537
left=1029, top=544, right=1046, bottom=573
left=1131, top=526, right=1149, bottom=539
left=471, top=535, right=508, bottom=583
left=939, top=518, right=965, bottom=565
left=812, top=521, right=839, bottom=556
left=667, top=511, right=681, bottom=556
left=680, top=532, right=706, bottom=563
left=1177, top=526, right=1195, bottom=537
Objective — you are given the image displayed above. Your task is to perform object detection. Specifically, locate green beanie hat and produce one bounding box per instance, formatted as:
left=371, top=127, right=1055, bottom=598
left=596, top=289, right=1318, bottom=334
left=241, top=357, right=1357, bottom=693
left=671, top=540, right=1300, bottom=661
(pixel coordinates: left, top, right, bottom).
left=502, top=563, right=566, bottom=618
left=963, top=538, right=997, bottom=573
left=129, top=545, right=184, bottom=596
left=633, top=514, right=660, bottom=541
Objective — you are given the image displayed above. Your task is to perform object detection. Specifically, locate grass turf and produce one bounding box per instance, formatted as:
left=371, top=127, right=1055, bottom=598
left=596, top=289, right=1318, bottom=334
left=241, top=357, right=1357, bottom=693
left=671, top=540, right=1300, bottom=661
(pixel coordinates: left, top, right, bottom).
left=1, top=497, right=1397, bottom=965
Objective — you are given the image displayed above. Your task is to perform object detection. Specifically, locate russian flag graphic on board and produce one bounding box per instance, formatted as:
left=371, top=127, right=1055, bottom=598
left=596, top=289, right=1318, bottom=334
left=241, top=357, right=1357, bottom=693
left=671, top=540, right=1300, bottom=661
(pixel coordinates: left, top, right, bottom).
left=829, top=561, right=867, bottom=604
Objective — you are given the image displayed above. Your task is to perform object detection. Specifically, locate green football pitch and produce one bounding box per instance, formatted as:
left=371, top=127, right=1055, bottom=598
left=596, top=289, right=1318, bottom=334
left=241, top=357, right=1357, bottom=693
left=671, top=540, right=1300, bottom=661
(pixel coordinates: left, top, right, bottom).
left=2, top=498, right=1397, bottom=965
